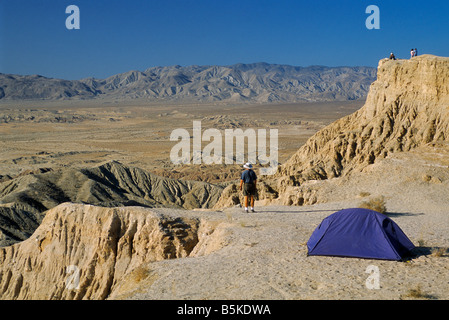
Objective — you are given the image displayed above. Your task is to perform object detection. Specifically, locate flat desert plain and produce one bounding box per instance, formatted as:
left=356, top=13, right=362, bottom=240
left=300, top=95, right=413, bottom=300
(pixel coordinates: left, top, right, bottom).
left=0, top=100, right=363, bottom=182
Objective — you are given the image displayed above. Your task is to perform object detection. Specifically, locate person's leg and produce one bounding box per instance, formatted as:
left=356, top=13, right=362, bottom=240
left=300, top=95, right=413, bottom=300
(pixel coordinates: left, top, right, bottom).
left=244, top=196, right=249, bottom=211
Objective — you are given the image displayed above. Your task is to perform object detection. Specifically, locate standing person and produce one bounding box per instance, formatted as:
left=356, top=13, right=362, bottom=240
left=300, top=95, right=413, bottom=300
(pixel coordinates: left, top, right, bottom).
left=239, top=163, right=257, bottom=213
left=411, top=49, right=415, bottom=58
left=414, top=48, right=418, bottom=56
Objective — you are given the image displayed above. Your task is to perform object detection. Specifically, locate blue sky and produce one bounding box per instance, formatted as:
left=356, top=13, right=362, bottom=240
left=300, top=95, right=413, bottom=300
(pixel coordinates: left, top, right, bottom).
left=1, top=0, right=448, bottom=80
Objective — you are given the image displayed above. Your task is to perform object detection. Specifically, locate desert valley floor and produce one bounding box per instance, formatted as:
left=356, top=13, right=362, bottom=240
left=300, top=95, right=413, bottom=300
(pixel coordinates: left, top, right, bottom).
left=0, top=99, right=364, bottom=182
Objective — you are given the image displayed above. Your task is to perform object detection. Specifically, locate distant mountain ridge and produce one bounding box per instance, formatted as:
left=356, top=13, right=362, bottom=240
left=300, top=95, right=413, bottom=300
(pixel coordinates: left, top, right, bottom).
left=0, top=63, right=376, bottom=103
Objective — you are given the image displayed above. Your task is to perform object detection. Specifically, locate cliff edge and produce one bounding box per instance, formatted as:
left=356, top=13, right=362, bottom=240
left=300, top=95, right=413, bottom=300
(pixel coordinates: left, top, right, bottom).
left=277, top=55, right=449, bottom=187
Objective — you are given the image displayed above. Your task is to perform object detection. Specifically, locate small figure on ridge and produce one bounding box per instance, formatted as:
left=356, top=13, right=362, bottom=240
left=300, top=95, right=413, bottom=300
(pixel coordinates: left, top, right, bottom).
left=239, top=163, right=257, bottom=213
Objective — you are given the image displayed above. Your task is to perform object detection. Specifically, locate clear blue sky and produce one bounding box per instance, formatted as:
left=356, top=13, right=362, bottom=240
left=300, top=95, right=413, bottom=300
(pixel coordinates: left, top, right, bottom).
left=1, top=0, right=448, bottom=80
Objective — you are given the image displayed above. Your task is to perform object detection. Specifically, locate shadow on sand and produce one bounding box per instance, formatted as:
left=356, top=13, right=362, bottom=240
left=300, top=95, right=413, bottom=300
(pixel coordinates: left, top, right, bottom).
left=384, top=211, right=425, bottom=217
left=254, top=209, right=340, bottom=214
left=405, top=246, right=449, bottom=260
left=251, top=209, right=426, bottom=216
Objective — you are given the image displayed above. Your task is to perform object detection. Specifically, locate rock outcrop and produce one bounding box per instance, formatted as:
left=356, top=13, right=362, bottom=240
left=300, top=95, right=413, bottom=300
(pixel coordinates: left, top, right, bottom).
left=0, top=203, right=227, bottom=300
left=276, top=55, right=449, bottom=187
left=211, top=55, right=449, bottom=207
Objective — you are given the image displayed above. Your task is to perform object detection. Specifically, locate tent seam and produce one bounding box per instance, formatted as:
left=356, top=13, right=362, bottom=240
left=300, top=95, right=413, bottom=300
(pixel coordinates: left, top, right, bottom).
left=375, top=215, right=401, bottom=260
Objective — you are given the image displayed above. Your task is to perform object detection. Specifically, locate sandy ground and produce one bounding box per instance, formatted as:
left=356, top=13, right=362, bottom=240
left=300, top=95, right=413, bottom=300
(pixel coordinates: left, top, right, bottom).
left=109, top=199, right=448, bottom=300
left=110, top=147, right=449, bottom=300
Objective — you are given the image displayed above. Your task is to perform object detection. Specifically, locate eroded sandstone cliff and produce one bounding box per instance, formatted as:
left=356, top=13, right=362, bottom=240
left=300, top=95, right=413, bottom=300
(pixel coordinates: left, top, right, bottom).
left=0, top=204, right=227, bottom=299
left=0, top=161, right=224, bottom=247
left=275, top=55, right=449, bottom=188
left=212, top=55, right=449, bottom=207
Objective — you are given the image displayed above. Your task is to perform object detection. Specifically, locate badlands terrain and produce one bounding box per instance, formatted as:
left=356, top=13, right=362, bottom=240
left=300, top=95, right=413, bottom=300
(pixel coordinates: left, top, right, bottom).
left=0, top=97, right=365, bottom=247
left=0, top=55, right=448, bottom=300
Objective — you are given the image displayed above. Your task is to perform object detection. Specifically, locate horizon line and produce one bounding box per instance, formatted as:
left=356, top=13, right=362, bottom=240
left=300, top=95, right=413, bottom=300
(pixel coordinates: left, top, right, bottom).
left=0, top=61, right=378, bottom=81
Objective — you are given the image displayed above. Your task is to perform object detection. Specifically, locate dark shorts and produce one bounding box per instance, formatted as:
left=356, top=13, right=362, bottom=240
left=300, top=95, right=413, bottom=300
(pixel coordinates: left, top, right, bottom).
left=243, top=183, right=256, bottom=196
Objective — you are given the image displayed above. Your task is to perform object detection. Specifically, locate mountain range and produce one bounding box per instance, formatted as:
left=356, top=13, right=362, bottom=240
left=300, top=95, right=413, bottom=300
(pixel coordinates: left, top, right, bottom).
left=0, top=63, right=376, bottom=103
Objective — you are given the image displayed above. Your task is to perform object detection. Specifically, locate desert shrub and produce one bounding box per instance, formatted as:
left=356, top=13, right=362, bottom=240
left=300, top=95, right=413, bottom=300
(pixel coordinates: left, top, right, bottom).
left=130, top=266, right=150, bottom=283
left=358, top=192, right=371, bottom=198
left=402, top=285, right=434, bottom=299
left=431, top=247, right=447, bottom=257
left=417, top=239, right=426, bottom=247
left=359, top=195, right=387, bottom=214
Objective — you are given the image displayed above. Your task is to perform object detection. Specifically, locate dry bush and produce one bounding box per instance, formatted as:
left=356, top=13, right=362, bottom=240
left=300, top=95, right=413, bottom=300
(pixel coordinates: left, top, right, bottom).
left=359, top=196, right=387, bottom=214
left=417, top=238, right=426, bottom=247
left=130, top=266, right=151, bottom=283
left=402, top=285, right=433, bottom=299
left=431, top=247, right=447, bottom=257
left=358, top=192, right=371, bottom=198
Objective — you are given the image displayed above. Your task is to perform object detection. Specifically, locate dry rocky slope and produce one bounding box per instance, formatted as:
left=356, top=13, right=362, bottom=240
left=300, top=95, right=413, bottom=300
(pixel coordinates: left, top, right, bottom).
left=0, top=55, right=448, bottom=300
left=0, top=63, right=375, bottom=103
left=0, top=161, right=224, bottom=247
left=230, top=55, right=449, bottom=206
left=278, top=55, right=449, bottom=183
left=0, top=204, right=228, bottom=299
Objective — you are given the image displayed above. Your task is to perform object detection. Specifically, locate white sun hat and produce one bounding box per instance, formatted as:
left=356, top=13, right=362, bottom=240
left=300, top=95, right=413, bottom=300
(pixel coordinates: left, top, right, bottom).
left=243, top=163, right=253, bottom=169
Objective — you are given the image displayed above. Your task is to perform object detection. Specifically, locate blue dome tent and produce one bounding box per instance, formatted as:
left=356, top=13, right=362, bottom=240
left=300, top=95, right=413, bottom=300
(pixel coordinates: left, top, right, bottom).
left=307, top=208, right=415, bottom=260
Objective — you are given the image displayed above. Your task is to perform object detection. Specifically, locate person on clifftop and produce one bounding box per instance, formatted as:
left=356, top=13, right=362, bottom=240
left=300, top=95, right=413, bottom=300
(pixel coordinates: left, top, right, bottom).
left=239, top=163, right=257, bottom=213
